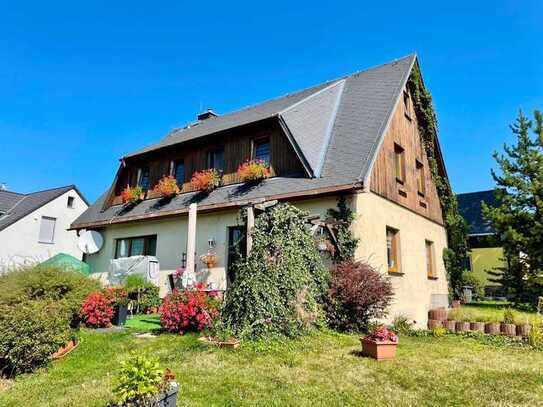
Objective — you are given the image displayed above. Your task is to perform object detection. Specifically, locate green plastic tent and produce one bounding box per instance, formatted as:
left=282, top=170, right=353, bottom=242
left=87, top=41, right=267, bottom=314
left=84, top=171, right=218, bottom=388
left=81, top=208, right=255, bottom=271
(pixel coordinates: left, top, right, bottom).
left=39, top=253, right=91, bottom=276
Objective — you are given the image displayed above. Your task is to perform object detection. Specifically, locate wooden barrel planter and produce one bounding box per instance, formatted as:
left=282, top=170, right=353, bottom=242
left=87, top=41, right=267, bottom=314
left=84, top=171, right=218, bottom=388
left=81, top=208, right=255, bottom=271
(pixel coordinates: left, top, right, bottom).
left=455, top=321, right=470, bottom=332
left=517, top=324, right=532, bottom=337
left=428, top=319, right=443, bottom=330
left=444, top=320, right=457, bottom=332
left=428, top=308, right=448, bottom=321
left=485, top=322, right=501, bottom=335
left=470, top=322, right=485, bottom=333
left=501, top=323, right=517, bottom=337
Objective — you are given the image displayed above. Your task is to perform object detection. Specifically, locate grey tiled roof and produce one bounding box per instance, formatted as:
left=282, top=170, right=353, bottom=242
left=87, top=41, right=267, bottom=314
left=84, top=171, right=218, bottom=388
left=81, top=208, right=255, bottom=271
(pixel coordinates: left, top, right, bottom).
left=73, top=54, right=417, bottom=229
left=0, top=186, right=86, bottom=232
left=457, top=190, right=498, bottom=235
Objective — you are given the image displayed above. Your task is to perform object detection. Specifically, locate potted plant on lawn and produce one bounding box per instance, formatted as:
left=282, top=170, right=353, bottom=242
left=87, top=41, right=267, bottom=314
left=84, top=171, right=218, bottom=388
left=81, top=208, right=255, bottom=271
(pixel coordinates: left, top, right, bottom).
left=360, top=325, right=398, bottom=360
left=190, top=169, right=222, bottom=193
left=104, top=287, right=129, bottom=326
left=112, top=353, right=178, bottom=406
left=199, top=319, right=240, bottom=349
left=237, top=159, right=271, bottom=183
left=501, top=308, right=517, bottom=336
left=154, top=175, right=180, bottom=198
left=121, top=185, right=145, bottom=205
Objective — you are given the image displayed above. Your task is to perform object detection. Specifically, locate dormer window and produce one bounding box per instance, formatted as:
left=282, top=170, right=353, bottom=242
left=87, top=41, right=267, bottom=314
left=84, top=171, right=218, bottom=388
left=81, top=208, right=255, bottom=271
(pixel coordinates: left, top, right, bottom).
left=138, top=167, right=150, bottom=190
left=67, top=196, right=75, bottom=208
left=207, top=148, right=224, bottom=171
left=253, top=138, right=270, bottom=165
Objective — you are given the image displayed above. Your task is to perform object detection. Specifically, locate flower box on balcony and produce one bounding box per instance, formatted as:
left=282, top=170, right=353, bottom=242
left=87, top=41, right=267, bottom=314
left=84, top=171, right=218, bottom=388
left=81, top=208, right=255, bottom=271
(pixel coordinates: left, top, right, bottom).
left=237, top=159, right=271, bottom=183
left=154, top=175, right=180, bottom=198
left=121, top=185, right=145, bottom=204
left=191, top=169, right=222, bottom=193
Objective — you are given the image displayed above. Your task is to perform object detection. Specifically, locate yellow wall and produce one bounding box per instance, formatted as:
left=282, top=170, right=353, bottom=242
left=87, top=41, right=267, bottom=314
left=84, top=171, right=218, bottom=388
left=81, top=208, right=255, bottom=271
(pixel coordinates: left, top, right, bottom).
left=352, top=192, right=449, bottom=327
left=470, top=247, right=504, bottom=286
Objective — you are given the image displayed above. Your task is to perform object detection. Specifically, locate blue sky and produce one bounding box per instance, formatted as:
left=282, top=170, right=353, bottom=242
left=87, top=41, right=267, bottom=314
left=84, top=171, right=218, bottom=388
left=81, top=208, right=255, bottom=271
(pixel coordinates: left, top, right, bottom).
left=1, top=1, right=541, bottom=202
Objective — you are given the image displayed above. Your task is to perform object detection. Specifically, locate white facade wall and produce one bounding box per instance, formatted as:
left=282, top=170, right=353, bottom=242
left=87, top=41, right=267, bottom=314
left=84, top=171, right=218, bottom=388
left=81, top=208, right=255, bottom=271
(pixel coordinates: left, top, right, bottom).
left=0, top=189, right=88, bottom=270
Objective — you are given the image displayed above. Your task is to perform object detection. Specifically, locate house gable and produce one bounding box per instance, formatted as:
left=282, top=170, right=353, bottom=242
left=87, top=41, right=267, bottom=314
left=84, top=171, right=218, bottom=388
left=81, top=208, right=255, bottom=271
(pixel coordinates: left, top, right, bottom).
left=368, top=83, right=444, bottom=225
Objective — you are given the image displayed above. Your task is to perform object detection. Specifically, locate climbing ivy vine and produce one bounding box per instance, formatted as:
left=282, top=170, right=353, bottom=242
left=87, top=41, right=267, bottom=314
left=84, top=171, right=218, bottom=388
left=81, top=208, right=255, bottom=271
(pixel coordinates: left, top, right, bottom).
left=406, top=64, right=469, bottom=296
left=326, top=195, right=359, bottom=262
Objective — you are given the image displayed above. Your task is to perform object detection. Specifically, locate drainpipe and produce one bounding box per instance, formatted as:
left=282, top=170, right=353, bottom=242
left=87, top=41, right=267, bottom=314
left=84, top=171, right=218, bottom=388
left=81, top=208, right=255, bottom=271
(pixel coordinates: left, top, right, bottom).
left=185, top=203, right=197, bottom=286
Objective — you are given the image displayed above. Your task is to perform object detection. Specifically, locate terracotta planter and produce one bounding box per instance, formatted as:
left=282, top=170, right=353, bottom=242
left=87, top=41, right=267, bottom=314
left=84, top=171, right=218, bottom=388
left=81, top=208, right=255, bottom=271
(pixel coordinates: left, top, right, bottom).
left=360, top=338, right=398, bottom=361
left=501, top=323, right=517, bottom=337
left=428, top=319, right=443, bottom=330
left=51, top=338, right=78, bottom=360
left=485, top=322, right=501, bottom=335
left=444, top=320, right=457, bottom=332
left=455, top=321, right=470, bottom=332
left=470, top=322, right=485, bottom=333
left=428, top=308, right=448, bottom=321
left=452, top=300, right=461, bottom=308
left=517, top=324, right=532, bottom=337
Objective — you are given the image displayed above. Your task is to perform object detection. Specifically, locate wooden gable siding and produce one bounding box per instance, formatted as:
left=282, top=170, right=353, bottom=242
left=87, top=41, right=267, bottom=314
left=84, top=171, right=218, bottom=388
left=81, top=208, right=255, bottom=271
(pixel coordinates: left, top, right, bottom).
left=369, top=87, right=444, bottom=225
left=109, top=120, right=304, bottom=206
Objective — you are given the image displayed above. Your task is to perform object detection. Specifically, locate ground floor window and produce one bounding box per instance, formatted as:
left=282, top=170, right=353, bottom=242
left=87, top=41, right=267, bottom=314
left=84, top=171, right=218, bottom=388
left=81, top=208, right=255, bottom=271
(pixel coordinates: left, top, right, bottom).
left=425, top=240, right=436, bottom=278
left=115, top=235, right=157, bottom=258
left=386, top=226, right=401, bottom=274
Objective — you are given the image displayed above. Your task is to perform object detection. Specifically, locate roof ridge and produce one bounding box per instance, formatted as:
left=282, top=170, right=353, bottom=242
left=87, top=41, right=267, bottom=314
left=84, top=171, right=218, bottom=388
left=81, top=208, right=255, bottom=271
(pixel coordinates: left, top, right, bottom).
left=26, top=184, right=75, bottom=196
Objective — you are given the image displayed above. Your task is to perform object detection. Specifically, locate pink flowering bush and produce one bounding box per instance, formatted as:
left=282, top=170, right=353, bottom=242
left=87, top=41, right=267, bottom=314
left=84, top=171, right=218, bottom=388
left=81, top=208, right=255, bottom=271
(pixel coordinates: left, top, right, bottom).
left=80, top=291, right=114, bottom=328
left=159, top=285, right=220, bottom=334
left=364, top=325, right=398, bottom=343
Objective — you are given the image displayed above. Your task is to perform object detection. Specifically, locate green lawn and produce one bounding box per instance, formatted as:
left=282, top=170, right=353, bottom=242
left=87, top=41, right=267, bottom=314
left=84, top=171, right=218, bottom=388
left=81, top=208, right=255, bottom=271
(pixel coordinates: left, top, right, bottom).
left=449, top=302, right=543, bottom=325
left=1, top=317, right=543, bottom=406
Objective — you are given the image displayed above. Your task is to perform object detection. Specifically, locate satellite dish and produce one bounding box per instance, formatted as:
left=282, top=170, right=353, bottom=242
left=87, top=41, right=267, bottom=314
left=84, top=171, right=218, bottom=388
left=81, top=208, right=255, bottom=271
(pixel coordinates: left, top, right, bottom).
left=78, top=230, right=104, bottom=254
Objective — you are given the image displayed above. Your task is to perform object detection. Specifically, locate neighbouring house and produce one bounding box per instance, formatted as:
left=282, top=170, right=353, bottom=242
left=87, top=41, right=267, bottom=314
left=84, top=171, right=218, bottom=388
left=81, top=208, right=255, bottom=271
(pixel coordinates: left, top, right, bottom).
left=457, top=189, right=505, bottom=297
left=72, top=55, right=451, bottom=326
left=0, top=185, right=89, bottom=271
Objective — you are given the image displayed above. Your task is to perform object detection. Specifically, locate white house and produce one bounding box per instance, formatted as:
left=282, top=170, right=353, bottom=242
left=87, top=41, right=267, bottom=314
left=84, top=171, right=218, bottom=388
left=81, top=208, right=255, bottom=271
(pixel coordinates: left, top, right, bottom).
left=0, top=185, right=89, bottom=271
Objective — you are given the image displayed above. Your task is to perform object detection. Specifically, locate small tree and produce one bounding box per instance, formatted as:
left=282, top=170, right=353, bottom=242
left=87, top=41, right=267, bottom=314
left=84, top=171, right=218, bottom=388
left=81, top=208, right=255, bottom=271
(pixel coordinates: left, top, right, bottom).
left=326, top=196, right=359, bottom=262
left=221, top=203, right=328, bottom=337
left=325, top=261, right=393, bottom=332
left=483, top=110, right=543, bottom=305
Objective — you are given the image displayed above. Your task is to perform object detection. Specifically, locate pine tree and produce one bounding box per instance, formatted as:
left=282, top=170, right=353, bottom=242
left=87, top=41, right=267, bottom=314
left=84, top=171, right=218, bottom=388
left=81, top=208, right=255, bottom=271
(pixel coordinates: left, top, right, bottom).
left=483, top=110, right=543, bottom=304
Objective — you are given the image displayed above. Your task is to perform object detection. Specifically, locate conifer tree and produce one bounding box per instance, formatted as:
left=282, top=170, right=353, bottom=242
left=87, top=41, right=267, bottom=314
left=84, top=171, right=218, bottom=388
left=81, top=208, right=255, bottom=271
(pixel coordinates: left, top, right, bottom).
left=483, top=110, right=543, bottom=304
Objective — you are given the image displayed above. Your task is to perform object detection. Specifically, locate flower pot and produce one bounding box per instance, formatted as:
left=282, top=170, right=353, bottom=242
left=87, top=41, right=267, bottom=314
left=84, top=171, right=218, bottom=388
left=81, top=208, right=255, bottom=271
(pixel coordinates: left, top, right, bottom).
left=428, top=308, right=448, bottom=321
left=470, top=322, right=485, bottom=333
left=360, top=338, right=398, bottom=361
left=485, top=322, right=501, bottom=335
left=444, top=320, right=457, bottom=332
left=455, top=321, right=470, bottom=332
left=112, top=304, right=128, bottom=326
left=517, top=323, right=532, bottom=337
left=198, top=336, right=240, bottom=349
left=428, top=319, right=443, bottom=330
left=51, top=338, right=78, bottom=360
left=501, top=323, right=517, bottom=337
left=156, top=383, right=179, bottom=407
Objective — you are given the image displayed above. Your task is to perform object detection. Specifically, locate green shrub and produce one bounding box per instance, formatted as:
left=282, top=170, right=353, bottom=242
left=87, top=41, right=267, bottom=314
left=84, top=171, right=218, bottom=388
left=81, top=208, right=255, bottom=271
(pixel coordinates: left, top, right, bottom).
left=391, top=314, right=414, bottom=335
left=503, top=308, right=516, bottom=324
left=528, top=324, right=543, bottom=348
left=0, top=265, right=100, bottom=326
left=122, top=276, right=161, bottom=314
left=0, top=300, right=71, bottom=375
left=123, top=275, right=147, bottom=291
left=113, top=353, right=176, bottom=405
left=432, top=326, right=447, bottom=337
left=461, top=271, right=485, bottom=298
left=221, top=203, right=328, bottom=338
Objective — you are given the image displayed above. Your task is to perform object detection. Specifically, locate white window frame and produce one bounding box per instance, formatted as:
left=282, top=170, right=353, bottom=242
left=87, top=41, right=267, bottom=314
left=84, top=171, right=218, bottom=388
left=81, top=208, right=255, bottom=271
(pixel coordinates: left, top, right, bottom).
left=38, top=216, right=57, bottom=244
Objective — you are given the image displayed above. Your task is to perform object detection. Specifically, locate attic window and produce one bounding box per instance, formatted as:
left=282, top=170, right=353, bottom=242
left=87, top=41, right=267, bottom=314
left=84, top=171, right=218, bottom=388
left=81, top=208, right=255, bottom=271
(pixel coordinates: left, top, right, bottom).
left=207, top=148, right=224, bottom=171
left=138, top=167, right=150, bottom=190
left=174, top=160, right=185, bottom=185
left=253, top=138, right=270, bottom=165
left=403, top=91, right=412, bottom=120
left=416, top=160, right=426, bottom=196
left=394, top=143, right=406, bottom=184
left=67, top=196, right=75, bottom=208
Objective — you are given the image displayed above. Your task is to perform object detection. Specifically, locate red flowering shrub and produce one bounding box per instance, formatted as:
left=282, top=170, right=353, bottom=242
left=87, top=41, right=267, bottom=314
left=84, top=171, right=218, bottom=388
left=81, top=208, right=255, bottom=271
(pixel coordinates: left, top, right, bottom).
left=325, top=261, right=393, bottom=332
left=81, top=291, right=114, bottom=328
left=364, top=325, right=398, bottom=343
left=159, top=287, right=220, bottom=334
left=237, top=159, right=270, bottom=182
left=190, top=169, right=222, bottom=193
